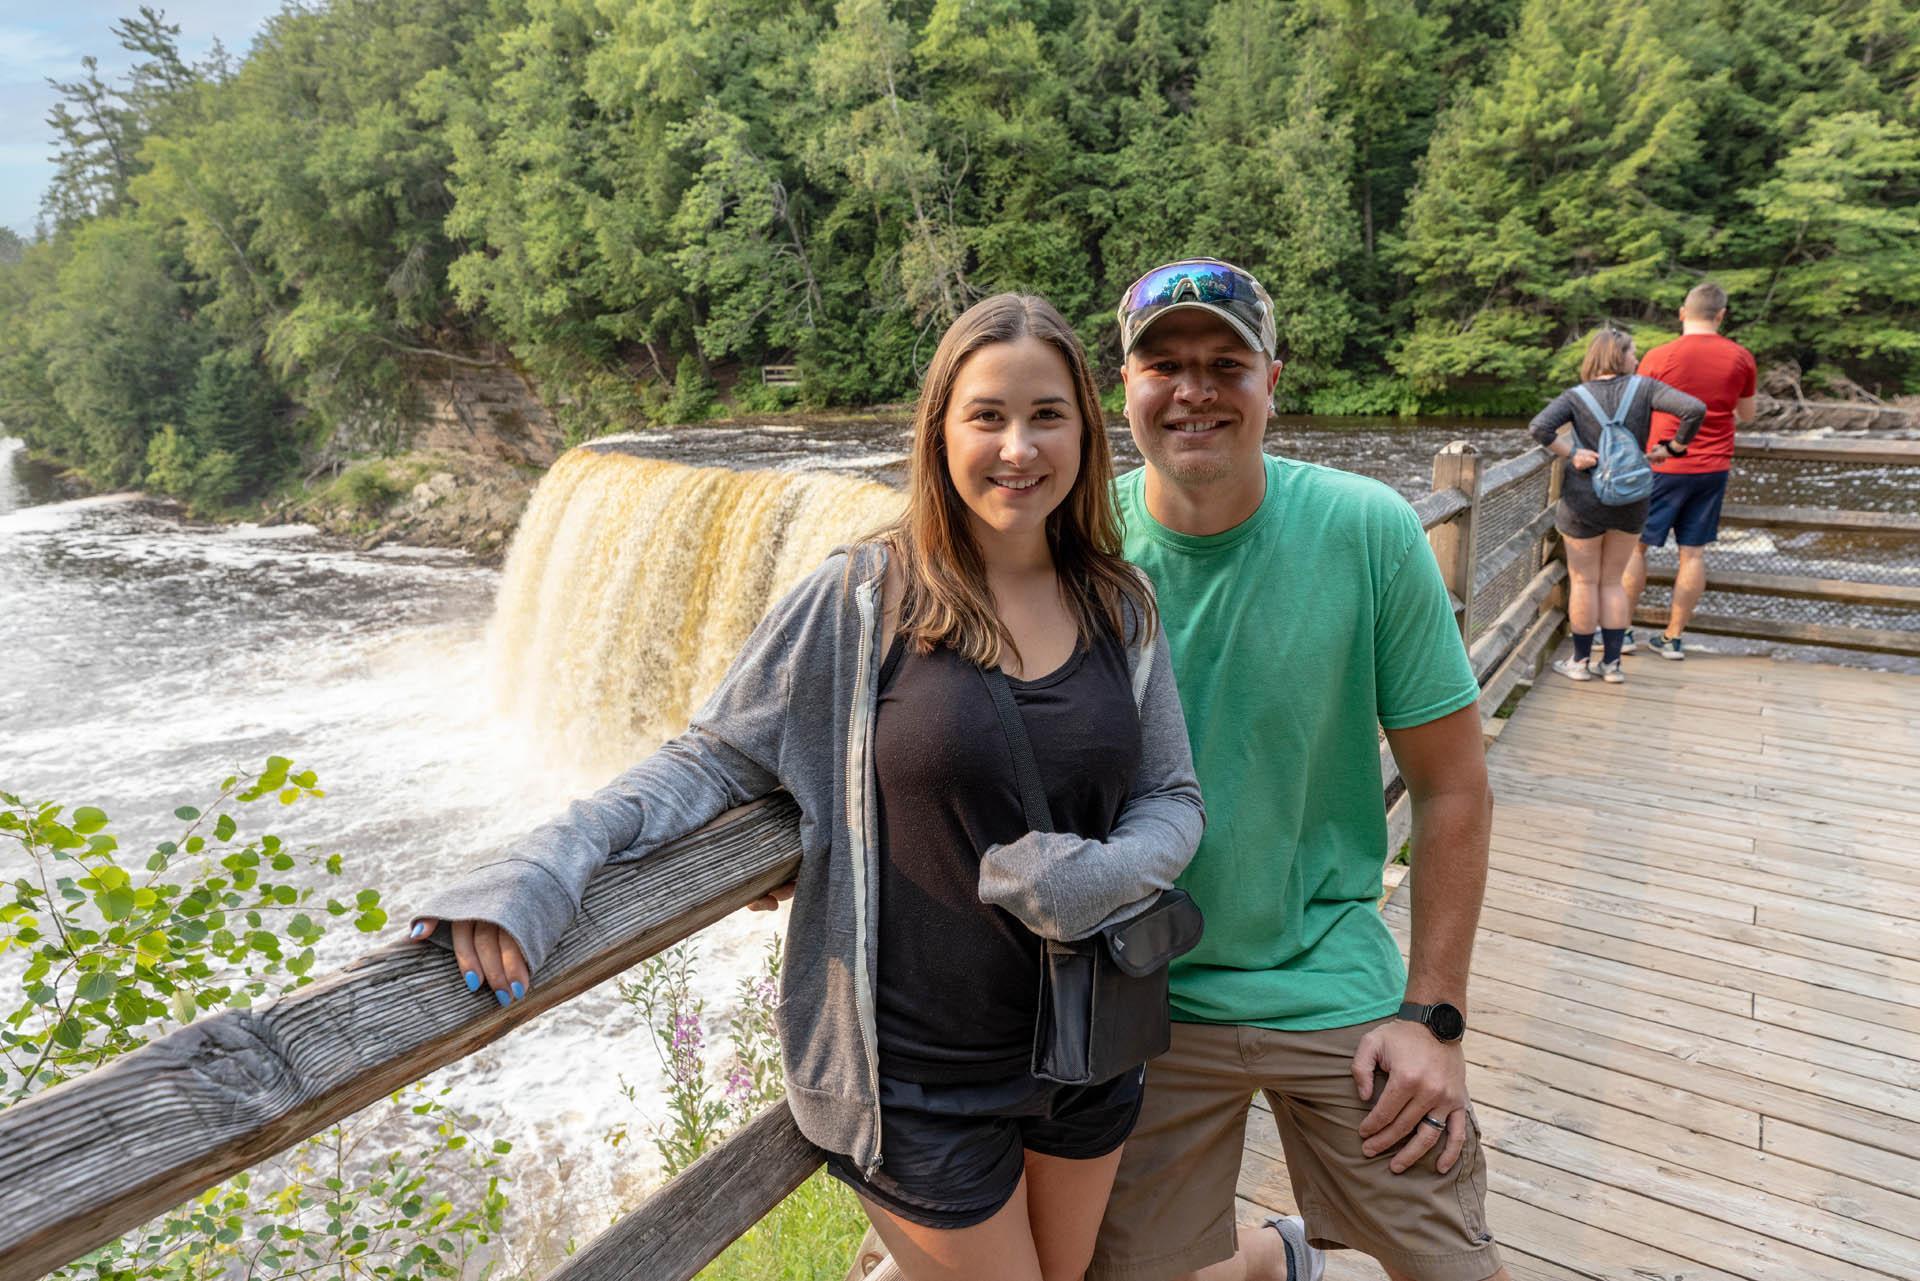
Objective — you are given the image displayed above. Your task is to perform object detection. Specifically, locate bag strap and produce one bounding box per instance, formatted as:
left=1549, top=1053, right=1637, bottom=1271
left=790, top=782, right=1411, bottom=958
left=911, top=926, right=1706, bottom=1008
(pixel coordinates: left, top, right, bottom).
left=977, top=664, right=1056, bottom=833
left=1572, top=377, right=1642, bottom=436
left=1616, top=374, right=1644, bottom=423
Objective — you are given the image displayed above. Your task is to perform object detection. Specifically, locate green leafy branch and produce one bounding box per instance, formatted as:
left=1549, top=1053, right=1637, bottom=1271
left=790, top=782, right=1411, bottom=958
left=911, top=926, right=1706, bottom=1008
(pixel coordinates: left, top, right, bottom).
left=0, top=756, right=384, bottom=1100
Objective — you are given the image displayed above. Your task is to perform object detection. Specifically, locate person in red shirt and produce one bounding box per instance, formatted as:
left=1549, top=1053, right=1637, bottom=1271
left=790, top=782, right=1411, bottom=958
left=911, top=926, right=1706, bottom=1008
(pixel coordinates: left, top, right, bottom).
left=1621, top=282, right=1758, bottom=660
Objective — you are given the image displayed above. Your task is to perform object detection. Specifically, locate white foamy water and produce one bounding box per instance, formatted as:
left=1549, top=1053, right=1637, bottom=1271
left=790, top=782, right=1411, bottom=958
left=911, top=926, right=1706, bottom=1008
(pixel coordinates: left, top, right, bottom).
left=0, top=465, right=789, bottom=1241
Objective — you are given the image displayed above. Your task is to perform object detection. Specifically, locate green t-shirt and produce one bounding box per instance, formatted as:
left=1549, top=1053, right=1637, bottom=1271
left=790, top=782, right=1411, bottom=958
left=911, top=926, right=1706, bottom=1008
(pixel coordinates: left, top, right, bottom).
left=1116, top=454, right=1480, bottom=1030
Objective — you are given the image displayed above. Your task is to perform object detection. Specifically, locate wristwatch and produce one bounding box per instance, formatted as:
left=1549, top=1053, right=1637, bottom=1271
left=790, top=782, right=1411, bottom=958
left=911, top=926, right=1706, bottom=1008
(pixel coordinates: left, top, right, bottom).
left=1398, top=1000, right=1466, bottom=1043
left=1662, top=439, right=1688, bottom=457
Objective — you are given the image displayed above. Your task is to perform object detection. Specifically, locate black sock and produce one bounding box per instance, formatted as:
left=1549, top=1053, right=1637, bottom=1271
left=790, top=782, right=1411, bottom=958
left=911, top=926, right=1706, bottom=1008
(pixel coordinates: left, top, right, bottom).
left=1601, top=628, right=1624, bottom=663
left=1572, top=632, right=1594, bottom=662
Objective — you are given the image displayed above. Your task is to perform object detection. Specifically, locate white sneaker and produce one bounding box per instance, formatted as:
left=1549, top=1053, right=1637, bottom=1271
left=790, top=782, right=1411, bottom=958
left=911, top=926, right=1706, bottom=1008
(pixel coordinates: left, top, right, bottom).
left=1267, top=1216, right=1327, bottom=1281
left=1620, top=628, right=1638, bottom=654
left=1598, top=659, right=1625, bottom=683
left=1552, top=657, right=1594, bottom=682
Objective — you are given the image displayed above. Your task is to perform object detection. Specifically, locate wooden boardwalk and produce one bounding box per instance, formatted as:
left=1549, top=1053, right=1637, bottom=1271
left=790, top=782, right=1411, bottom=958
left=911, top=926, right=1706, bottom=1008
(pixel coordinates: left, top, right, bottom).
left=1236, top=651, right=1920, bottom=1280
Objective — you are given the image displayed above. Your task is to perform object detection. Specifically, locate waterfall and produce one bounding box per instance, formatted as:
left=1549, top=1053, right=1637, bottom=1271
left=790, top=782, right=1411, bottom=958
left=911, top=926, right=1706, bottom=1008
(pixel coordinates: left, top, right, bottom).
left=488, top=448, right=904, bottom=771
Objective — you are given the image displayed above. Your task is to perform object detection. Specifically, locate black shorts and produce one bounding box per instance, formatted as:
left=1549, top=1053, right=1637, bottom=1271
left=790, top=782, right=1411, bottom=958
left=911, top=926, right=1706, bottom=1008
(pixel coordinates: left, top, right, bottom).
left=1554, top=497, right=1647, bottom=540
left=824, top=1066, right=1146, bottom=1229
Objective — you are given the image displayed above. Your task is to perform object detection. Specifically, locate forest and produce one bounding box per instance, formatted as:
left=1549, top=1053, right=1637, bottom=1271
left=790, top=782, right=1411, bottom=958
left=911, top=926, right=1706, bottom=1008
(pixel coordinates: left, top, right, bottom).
left=0, top=0, right=1914, bottom=502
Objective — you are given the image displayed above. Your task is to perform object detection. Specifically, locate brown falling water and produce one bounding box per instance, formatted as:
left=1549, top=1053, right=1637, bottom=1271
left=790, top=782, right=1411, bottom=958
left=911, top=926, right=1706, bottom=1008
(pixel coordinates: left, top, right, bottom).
left=488, top=450, right=904, bottom=772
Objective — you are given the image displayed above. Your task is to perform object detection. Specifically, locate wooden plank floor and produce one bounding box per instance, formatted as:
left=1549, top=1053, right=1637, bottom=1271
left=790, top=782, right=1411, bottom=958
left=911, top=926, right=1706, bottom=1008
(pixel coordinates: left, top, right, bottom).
left=1236, top=651, right=1920, bottom=1280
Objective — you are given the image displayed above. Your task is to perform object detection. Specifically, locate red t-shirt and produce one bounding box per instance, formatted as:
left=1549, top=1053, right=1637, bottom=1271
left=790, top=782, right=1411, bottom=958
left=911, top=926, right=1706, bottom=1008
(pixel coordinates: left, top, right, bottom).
left=1636, top=333, right=1757, bottom=475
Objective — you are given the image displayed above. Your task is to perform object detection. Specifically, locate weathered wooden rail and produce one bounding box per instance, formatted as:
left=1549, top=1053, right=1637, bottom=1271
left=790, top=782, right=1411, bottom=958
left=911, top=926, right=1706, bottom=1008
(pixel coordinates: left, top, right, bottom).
left=2, top=435, right=1908, bottom=1280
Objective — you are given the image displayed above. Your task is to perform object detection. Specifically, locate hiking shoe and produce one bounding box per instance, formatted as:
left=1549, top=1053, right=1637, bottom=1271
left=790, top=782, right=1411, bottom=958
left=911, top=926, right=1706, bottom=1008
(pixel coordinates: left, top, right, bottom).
left=1266, top=1216, right=1327, bottom=1281
left=1598, top=659, right=1625, bottom=683
left=1648, top=634, right=1685, bottom=660
left=1620, top=628, right=1638, bottom=654
left=1552, top=657, right=1594, bottom=682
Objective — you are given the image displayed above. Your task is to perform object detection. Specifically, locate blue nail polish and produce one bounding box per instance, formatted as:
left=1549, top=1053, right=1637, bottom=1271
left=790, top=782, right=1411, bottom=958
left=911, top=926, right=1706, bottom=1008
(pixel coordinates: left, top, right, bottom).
left=464, top=970, right=481, bottom=993
left=410, top=922, right=427, bottom=939
left=511, top=981, right=525, bottom=1000
left=496, top=989, right=511, bottom=1007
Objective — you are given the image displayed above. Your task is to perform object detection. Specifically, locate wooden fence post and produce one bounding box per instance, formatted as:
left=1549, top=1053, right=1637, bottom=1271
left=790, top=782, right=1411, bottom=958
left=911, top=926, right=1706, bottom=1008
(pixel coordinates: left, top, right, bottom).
left=1428, top=441, right=1483, bottom=642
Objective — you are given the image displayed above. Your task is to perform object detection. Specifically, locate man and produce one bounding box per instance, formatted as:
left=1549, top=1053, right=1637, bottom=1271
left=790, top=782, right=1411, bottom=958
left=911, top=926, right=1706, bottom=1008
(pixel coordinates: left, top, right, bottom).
left=1621, top=281, right=1758, bottom=660
left=1089, top=259, right=1503, bottom=1281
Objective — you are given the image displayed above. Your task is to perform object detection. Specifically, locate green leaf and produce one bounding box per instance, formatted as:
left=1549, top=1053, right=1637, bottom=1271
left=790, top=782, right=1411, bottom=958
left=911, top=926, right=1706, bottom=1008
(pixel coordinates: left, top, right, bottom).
left=98, top=887, right=136, bottom=921
left=71, top=807, right=108, bottom=835
left=169, top=988, right=197, bottom=1025
left=354, top=908, right=388, bottom=933
left=355, top=889, right=381, bottom=909
left=175, top=806, right=200, bottom=821
left=278, top=788, right=300, bottom=805
left=213, top=814, right=237, bottom=842
left=51, top=1016, right=84, bottom=1049
left=292, top=770, right=318, bottom=788
left=76, top=972, right=118, bottom=1003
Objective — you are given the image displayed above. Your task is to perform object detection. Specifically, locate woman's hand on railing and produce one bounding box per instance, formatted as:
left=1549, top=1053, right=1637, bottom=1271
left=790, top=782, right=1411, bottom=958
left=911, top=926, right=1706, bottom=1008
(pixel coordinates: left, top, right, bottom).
left=408, top=917, right=532, bottom=1006
left=746, top=882, right=796, bottom=912
left=1569, top=448, right=1598, bottom=470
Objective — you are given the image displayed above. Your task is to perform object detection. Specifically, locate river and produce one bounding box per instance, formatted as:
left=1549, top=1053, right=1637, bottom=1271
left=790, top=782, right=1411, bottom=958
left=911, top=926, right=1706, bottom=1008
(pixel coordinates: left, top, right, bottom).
left=0, top=415, right=1907, bottom=1249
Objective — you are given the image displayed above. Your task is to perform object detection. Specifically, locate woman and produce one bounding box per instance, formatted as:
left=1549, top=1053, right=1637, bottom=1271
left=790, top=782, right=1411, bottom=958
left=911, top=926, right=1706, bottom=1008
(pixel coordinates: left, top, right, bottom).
left=406, top=294, right=1204, bottom=1281
left=1531, top=327, right=1705, bottom=684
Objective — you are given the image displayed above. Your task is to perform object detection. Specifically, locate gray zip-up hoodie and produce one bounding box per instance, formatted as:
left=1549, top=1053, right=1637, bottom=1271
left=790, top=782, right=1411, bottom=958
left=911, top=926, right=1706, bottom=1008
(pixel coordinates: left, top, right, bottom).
left=411, top=542, right=1204, bottom=1175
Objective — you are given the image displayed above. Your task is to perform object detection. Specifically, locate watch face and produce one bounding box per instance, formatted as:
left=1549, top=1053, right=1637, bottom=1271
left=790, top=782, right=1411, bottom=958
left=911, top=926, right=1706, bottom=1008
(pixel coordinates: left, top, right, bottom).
left=1429, top=1003, right=1466, bottom=1041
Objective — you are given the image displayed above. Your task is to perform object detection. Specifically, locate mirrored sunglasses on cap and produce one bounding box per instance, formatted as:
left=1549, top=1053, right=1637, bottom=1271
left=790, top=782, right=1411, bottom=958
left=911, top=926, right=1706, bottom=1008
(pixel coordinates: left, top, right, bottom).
left=1118, top=258, right=1277, bottom=359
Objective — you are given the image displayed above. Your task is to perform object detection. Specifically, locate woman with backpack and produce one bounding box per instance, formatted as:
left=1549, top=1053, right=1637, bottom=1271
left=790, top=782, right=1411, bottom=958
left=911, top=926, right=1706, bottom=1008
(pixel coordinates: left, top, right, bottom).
left=1531, top=327, right=1705, bottom=684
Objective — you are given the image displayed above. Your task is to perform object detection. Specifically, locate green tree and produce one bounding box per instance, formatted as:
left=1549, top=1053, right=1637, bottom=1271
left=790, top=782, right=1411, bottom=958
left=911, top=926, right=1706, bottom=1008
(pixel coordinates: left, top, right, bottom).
left=1730, top=111, right=1920, bottom=387
left=33, top=216, right=206, bottom=483
left=1396, top=0, right=1705, bottom=403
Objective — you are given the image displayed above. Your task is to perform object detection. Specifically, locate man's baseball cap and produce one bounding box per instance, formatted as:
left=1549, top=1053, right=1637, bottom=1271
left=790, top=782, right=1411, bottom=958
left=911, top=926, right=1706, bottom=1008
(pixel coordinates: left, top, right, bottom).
left=1117, top=258, right=1277, bottom=360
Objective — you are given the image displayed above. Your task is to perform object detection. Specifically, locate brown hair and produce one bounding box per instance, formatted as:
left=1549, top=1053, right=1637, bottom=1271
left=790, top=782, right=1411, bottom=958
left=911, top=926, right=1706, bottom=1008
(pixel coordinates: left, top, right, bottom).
left=882, top=293, right=1154, bottom=667
left=1579, top=327, right=1636, bottom=382
left=1682, top=281, right=1728, bottom=320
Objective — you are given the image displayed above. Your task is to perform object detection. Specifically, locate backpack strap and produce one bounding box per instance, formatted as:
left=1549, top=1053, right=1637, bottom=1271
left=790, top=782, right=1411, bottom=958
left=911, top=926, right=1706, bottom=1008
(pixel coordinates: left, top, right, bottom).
left=1568, top=383, right=1605, bottom=449
left=1616, top=374, right=1644, bottom=423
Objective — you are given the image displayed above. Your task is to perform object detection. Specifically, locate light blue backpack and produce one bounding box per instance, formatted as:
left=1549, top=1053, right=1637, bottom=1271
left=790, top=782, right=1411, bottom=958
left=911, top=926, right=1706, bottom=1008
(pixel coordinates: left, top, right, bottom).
left=1570, top=375, right=1654, bottom=506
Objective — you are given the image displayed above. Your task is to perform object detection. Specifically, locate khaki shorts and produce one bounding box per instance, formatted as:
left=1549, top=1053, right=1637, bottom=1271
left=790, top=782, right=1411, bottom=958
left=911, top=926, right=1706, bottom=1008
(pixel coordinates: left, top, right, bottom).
left=1088, top=1019, right=1501, bottom=1281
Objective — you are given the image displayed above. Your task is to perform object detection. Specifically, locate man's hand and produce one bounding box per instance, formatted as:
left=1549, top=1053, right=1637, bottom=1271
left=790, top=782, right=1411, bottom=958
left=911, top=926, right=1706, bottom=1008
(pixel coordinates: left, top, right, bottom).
left=1648, top=444, right=1671, bottom=461
left=746, top=882, right=796, bottom=912
left=1352, top=1019, right=1471, bottom=1175
left=1570, top=448, right=1598, bottom=470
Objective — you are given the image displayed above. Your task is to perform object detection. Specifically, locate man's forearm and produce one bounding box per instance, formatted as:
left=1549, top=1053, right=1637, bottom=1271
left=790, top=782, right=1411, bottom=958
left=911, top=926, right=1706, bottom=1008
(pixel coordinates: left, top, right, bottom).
left=1403, top=782, right=1493, bottom=1010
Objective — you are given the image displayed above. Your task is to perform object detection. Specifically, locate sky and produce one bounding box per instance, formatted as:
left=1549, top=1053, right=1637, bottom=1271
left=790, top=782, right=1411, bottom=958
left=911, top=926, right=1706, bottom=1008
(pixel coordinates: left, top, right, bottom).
left=2, top=2, right=284, bottom=237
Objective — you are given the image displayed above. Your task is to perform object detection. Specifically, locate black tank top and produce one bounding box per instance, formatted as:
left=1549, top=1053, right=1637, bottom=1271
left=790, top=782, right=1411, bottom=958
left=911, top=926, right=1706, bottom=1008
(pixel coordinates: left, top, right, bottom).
left=872, top=625, right=1141, bottom=1082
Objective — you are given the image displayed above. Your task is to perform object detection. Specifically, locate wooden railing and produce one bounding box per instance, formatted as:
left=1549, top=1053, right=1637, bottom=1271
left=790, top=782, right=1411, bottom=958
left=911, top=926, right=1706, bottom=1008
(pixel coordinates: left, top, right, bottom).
left=1383, top=442, right=1565, bottom=856
left=1635, top=435, right=1920, bottom=657
left=14, top=434, right=1909, bottom=1280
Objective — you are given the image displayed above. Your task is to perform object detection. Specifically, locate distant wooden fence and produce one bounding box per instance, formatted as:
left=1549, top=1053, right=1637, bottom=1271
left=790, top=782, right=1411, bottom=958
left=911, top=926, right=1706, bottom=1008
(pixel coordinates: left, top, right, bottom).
left=1635, top=435, right=1920, bottom=657
left=1, top=437, right=1905, bottom=1280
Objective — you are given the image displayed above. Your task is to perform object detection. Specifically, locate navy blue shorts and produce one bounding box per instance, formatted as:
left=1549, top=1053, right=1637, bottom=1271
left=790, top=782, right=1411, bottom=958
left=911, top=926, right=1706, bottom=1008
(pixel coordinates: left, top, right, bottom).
left=1641, top=470, right=1730, bottom=548
left=824, top=1066, right=1145, bottom=1229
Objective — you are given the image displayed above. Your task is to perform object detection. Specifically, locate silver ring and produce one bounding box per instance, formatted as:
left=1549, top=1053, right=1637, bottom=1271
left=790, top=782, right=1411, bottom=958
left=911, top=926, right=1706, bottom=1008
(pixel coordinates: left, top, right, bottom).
left=1420, top=1114, right=1448, bottom=1131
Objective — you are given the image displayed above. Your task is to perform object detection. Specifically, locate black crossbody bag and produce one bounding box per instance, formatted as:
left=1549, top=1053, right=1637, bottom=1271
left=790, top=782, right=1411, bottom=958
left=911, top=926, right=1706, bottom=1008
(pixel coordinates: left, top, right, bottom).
left=977, top=663, right=1204, bottom=1086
